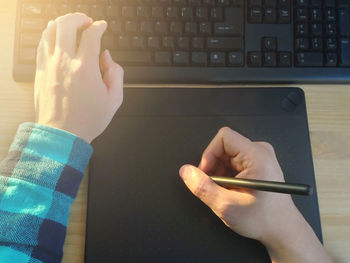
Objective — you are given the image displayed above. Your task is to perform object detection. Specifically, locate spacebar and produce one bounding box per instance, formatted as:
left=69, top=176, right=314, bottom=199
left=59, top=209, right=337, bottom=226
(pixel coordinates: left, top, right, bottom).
left=110, top=51, right=153, bottom=65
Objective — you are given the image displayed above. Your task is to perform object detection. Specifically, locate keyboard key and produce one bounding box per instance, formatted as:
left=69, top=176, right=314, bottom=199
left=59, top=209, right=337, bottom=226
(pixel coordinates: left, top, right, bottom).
left=167, top=7, right=179, bottom=19
left=296, top=8, right=308, bottom=21
left=125, top=21, right=138, bottom=34
left=20, top=33, right=41, bottom=47
left=148, top=36, right=160, bottom=49
left=279, top=7, right=291, bottom=23
left=264, top=7, right=277, bottom=23
left=196, top=7, right=209, bottom=20
left=228, top=52, right=244, bottom=66
left=192, top=37, right=205, bottom=50
left=310, top=0, right=322, bottom=6
left=325, top=52, right=338, bottom=66
left=295, top=38, right=309, bottom=50
left=311, top=23, right=322, bottom=36
left=91, top=5, right=105, bottom=20
left=207, top=37, right=243, bottom=50
left=210, top=52, right=226, bottom=66
left=218, top=0, right=232, bottom=6
left=324, top=0, right=336, bottom=7
left=295, top=52, right=323, bottom=67
left=118, top=36, right=130, bottom=49
left=177, top=37, right=190, bottom=50
left=310, top=8, right=322, bottom=21
left=102, top=34, right=114, bottom=49
left=152, top=7, right=164, bottom=19
left=185, top=22, right=197, bottom=35
left=338, top=9, right=350, bottom=36
left=132, top=36, right=145, bottom=49
left=122, top=6, right=136, bottom=18
left=110, top=20, right=122, bottom=34
left=111, top=51, right=152, bottom=65
left=325, top=22, right=336, bottom=36
left=155, top=21, right=168, bottom=34
left=262, top=37, right=277, bottom=51
left=326, top=37, right=337, bottom=50
left=137, top=6, right=150, bottom=18
left=192, top=52, right=208, bottom=65
left=170, top=22, right=183, bottom=35
left=181, top=7, right=194, bottom=20
left=215, top=8, right=243, bottom=35
left=22, top=3, right=42, bottom=16
left=141, top=21, right=153, bottom=34
left=248, top=52, right=262, bottom=67
left=173, top=51, right=190, bottom=65
left=248, top=6, right=263, bottom=23
left=265, top=0, right=277, bottom=7
left=21, top=18, right=46, bottom=31
left=199, top=22, right=212, bottom=35
left=296, top=23, right=308, bottom=35
left=162, top=36, right=175, bottom=49
left=339, top=38, right=350, bottom=67
left=325, top=8, right=336, bottom=22
left=210, top=8, right=224, bottom=21
left=311, top=38, right=323, bottom=51
left=107, top=5, right=119, bottom=19
left=19, top=48, right=36, bottom=63
left=296, top=0, right=309, bottom=7
left=263, top=52, right=277, bottom=66
left=278, top=52, right=292, bottom=67
left=155, top=52, right=172, bottom=65
left=249, top=0, right=262, bottom=6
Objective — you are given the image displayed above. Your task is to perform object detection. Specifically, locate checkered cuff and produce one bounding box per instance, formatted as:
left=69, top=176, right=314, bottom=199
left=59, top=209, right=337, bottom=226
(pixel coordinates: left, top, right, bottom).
left=0, top=122, right=93, bottom=263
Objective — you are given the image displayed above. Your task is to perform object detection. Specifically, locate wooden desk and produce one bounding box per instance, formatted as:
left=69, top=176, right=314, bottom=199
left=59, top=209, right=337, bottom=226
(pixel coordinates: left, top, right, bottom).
left=1, top=2, right=349, bottom=262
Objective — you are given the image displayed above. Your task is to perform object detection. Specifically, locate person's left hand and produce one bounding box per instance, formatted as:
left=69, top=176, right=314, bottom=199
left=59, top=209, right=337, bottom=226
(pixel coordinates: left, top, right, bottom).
left=35, top=13, right=124, bottom=143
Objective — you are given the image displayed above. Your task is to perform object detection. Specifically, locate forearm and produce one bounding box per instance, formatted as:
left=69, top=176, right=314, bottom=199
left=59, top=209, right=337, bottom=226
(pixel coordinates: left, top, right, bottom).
left=0, top=123, right=92, bottom=262
left=263, top=208, right=333, bottom=263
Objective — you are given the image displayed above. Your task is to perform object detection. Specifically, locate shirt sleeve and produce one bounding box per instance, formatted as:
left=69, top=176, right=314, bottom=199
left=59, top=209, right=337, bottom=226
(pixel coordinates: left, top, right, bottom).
left=0, top=123, right=93, bottom=263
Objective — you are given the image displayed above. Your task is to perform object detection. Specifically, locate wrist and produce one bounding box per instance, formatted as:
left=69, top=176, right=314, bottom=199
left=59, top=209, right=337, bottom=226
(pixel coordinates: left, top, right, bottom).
left=261, top=206, right=333, bottom=263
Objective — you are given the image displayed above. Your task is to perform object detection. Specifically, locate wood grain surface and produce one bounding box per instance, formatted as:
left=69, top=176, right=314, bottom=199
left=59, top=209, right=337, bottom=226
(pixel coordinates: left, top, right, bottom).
left=1, top=1, right=349, bottom=262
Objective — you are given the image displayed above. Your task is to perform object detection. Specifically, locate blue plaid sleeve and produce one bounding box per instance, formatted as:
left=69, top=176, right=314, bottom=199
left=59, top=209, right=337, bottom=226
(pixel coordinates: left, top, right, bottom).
left=0, top=123, right=93, bottom=263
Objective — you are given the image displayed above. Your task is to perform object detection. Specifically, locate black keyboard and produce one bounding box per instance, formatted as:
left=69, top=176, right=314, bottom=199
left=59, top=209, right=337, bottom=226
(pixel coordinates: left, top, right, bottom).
left=13, top=0, right=350, bottom=83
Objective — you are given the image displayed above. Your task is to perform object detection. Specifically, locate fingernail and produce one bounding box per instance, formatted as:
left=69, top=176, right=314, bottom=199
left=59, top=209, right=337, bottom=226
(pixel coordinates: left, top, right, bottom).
left=179, top=165, right=190, bottom=181
left=105, top=49, right=111, bottom=59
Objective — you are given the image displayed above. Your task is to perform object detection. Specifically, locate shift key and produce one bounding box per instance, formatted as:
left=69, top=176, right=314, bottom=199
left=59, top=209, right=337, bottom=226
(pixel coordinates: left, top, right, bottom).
left=207, top=37, right=243, bottom=50
left=214, top=8, right=243, bottom=36
left=110, top=51, right=152, bottom=65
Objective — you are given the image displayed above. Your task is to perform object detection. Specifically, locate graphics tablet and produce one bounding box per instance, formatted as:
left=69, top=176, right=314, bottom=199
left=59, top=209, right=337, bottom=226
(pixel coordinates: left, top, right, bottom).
left=85, top=88, right=322, bottom=263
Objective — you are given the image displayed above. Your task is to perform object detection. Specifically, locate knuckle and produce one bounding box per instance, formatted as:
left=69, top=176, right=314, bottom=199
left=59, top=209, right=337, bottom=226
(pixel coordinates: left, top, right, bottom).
left=216, top=200, right=234, bottom=220
left=219, top=126, right=232, bottom=136
left=192, top=177, right=211, bottom=199
left=113, top=64, right=124, bottom=75
left=259, top=141, right=275, bottom=153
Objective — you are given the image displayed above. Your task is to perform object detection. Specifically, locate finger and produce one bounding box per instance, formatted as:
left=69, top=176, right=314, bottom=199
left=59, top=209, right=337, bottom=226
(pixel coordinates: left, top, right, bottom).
left=78, top=20, right=107, bottom=62
left=179, top=165, right=238, bottom=211
left=199, top=127, right=252, bottom=173
left=37, top=20, right=56, bottom=66
left=56, top=13, right=93, bottom=56
left=209, top=160, right=235, bottom=178
left=100, top=49, right=124, bottom=110
left=38, top=20, right=56, bottom=55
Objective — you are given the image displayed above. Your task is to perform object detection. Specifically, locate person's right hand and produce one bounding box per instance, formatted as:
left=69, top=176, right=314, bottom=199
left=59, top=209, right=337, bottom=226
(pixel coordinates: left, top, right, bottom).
left=179, top=127, right=333, bottom=263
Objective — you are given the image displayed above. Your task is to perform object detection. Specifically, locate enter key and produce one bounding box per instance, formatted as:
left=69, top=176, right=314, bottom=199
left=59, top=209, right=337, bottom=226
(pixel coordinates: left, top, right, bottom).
left=214, top=8, right=244, bottom=36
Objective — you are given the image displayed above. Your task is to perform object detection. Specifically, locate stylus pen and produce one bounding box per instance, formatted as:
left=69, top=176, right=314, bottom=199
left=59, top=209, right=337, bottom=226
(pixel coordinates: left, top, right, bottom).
left=210, top=176, right=313, bottom=196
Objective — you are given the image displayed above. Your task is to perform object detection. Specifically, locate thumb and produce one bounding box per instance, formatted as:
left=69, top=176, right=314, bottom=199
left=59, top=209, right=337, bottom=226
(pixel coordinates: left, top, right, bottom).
left=179, top=164, right=227, bottom=211
left=100, top=49, right=124, bottom=108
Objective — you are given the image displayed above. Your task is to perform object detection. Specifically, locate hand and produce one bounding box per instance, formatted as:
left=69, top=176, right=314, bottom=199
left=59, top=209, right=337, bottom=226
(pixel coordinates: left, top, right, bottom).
left=35, top=13, right=124, bottom=143
left=179, top=127, right=333, bottom=263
